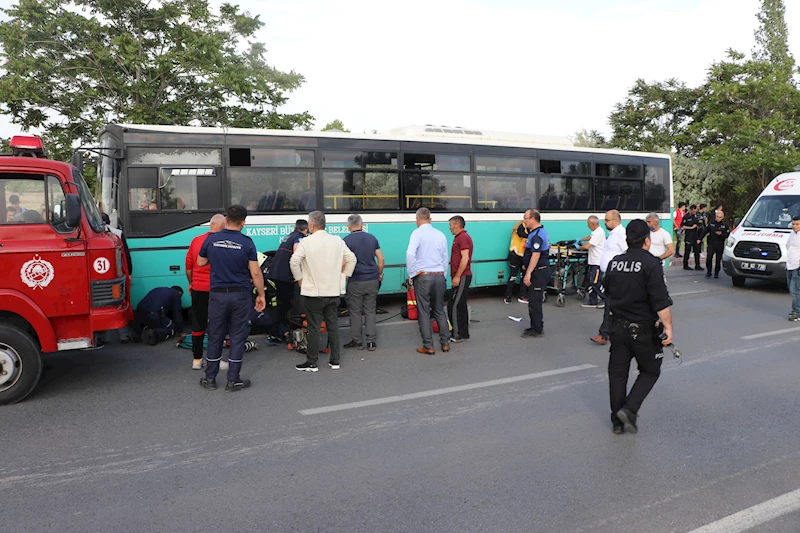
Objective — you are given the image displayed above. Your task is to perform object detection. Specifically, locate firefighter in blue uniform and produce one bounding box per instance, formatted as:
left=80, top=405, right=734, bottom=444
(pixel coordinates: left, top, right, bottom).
left=522, top=209, right=551, bottom=338
left=267, top=219, right=308, bottom=326
left=135, top=286, right=184, bottom=345
left=604, top=219, right=674, bottom=434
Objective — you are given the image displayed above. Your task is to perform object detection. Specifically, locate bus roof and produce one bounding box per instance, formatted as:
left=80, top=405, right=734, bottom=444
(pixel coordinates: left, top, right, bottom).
left=110, top=123, right=671, bottom=161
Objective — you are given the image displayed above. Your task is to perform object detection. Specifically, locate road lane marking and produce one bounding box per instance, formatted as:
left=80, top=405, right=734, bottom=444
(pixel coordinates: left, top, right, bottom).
left=299, top=364, right=597, bottom=415
left=740, top=327, right=800, bottom=340
left=686, top=487, right=800, bottom=533
left=670, top=290, right=709, bottom=297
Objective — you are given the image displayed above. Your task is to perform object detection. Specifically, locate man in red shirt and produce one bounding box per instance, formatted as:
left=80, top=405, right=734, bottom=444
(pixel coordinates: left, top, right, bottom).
left=448, top=215, right=474, bottom=342
left=185, top=214, right=225, bottom=369
left=673, top=202, right=686, bottom=258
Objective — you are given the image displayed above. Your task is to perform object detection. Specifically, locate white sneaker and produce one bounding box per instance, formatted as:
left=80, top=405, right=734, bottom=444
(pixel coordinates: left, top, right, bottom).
left=191, top=359, right=202, bottom=370
left=580, top=303, right=597, bottom=308
left=220, top=360, right=229, bottom=371
left=597, top=303, right=605, bottom=309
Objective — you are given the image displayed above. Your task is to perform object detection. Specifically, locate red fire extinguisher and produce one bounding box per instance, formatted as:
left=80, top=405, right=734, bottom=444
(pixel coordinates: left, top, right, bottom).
left=406, top=282, right=418, bottom=320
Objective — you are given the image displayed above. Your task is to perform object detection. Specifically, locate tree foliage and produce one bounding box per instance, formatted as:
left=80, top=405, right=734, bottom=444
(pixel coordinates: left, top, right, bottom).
left=605, top=0, right=800, bottom=218
left=320, top=119, right=350, bottom=132
left=0, top=0, right=314, bottom=181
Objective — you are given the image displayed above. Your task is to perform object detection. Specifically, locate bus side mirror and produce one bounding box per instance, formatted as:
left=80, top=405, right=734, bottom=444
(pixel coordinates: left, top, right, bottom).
left=65, top=193, right=82, bottom=228
left=734, top=217, right=741, bottom=227
left=71, top=152, right=84, bottom=173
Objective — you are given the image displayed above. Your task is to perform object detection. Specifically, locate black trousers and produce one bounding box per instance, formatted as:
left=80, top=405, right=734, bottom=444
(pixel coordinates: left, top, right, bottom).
left=527, top=267, right=550, bottom=333
left=274, top=280, right=295, bottom=326
left=683, top=232, right=701, bottom=269
left=190, top=289, right=210, bottom=360
left=608, top=322, right=663, bottom=421
left=304, top=296, right=340, bottom=366
left=706, top=242, right=724, bottom=275
left=448, top=274, right=471, bottom=339
left=505, top=253, right=524, bottom=299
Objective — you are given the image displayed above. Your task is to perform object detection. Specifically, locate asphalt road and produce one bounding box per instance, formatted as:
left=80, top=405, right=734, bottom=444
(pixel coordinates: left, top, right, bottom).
left=3, top=268, right=800, bottom=533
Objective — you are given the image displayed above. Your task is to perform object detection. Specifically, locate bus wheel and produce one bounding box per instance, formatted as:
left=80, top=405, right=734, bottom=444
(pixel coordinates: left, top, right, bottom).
left=731, top=276, right=746, bottom=287
left=0, top=324, right=42, bottom=405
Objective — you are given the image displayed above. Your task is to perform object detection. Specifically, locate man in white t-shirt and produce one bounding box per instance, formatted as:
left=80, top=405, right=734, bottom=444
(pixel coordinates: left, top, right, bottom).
left=645, top=213, right=675, bottom=263
left=786, top=216, right=800, bottom=321
left=591, top=210, right=628, bottom=345
left=579, top=215, right=606, bottom=308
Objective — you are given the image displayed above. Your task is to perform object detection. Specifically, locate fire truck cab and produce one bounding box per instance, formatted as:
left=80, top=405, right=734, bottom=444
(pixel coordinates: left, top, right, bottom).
left=0, top=135, right=129, bottom=405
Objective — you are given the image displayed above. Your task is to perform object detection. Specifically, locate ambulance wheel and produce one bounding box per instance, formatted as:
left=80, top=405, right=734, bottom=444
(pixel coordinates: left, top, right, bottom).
left=556, top=294, right=566, bottom=307
left=0, top=324, right=42, bottom=406
left=542, top=292, right=548, bottom=303
left=731, top=276, right=746, bottom=287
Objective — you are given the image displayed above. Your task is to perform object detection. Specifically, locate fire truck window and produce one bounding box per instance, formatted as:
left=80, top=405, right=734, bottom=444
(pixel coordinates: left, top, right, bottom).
left=2, top=175, right=46, bottom=225
left=47, top=175, right=70, bottom=232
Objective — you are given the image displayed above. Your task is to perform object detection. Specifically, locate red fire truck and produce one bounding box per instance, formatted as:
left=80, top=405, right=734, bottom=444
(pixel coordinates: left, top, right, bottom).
left=0, top=135, right=130, bottom=405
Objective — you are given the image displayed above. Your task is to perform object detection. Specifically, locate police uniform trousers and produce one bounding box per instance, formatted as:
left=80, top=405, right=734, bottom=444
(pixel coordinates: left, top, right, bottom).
left=706, top=241, right=724, bottom=276
left=683, top=231, right=701, bottom=269
left=608, top=321, right=663, bottom=421
left=134, top=309, right=174, bottom=343
left=527, top=266, right=551, bottom=333
left=205, top=290, right=252, bottom=383
left=190, top=289, right=210, bottom=360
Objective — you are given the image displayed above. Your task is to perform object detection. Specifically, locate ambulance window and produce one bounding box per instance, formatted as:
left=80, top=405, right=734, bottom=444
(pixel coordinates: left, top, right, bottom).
left=2, top=175, right=46, bottom=225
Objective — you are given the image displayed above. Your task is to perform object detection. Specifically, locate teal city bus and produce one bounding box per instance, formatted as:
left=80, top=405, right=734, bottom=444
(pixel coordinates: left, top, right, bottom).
left=94, top=124, right=673, bottom=307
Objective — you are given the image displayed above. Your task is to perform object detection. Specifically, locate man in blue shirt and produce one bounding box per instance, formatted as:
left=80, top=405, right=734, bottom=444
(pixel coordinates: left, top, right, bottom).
left=343, top=213, right=384, bottom=351
left=197, top=205, right=266, bottom=392
left=135, top=286, right=184, bottom=345
left=522, top=209, right=551, bottom=338
left=406, top=207, right=450, bottom=354
left=268, top=219, right=308, bottom=327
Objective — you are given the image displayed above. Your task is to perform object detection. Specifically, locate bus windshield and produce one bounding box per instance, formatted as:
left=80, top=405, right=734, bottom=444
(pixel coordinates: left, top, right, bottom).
left=742, top=195, right=800, bottom=229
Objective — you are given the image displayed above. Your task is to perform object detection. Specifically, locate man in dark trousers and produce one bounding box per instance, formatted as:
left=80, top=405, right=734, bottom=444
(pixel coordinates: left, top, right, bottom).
left=604, top=219, right=674, bottom=434
left=343, top=213, right=384, bottom=351
left=268, top=219, right=308, bottom=327
left=448, top=215, right=473, bottom=342
left=197, top=205, right=266, bottom=392
left=522, top=209, right=551, bottom=338
left=702, top=210, right=730, bottom=278
left=136, top=286, right=185, bottom=345
left=681, top=204, right=702, bottom=271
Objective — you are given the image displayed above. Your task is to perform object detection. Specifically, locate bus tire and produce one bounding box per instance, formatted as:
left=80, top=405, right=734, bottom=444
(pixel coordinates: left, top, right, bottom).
left=731, top=276, right=746, bottom=287
left=0, top=324, right=43, bottom=405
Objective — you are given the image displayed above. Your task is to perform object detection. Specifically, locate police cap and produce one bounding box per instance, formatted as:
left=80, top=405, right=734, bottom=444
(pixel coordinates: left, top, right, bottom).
left=626, top=219, right=650, bottom=247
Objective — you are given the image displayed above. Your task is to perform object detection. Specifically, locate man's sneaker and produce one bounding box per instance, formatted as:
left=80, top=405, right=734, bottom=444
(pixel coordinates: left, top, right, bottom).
left=714, top=274, right=719, bottom=279
left=296, top=362, right=319, bottom=372
left=220, top=360, right=229, bottom=371
left=192, top=359, right=202, bottom=370
left=343, top=340, right=362, bottom=349
left=616, top=407, right=638, bottom=434
left=367, top=342, right=376, bottom=351
left=683, top=266, right=693, bottom=271
left=200, top=378, right=217, bottom=391
left=695, top=266, right=704, bottom=271
left=517, top=297, right=529, bottom=304
left=521, top=328, right=543, bottom=338
left=142, top=328, right=156, bottom=346
left=612, top=425, right=624, bottom=435
left=789, top=312, right=800, bottom=322
left=225, top=378, right=251, bottom=392
left=504, top=297, right=512, bottom=304
left=674, top=253, right=682, bottom=258
left=329, top=362, right=340, bottom=370
left=450, top=336, right=465, bottom=343
left=581, top=303, right=597, bottom=308
left=705, top=273, right=711, bottom=278
left=596, top=303, right=605, bottom=309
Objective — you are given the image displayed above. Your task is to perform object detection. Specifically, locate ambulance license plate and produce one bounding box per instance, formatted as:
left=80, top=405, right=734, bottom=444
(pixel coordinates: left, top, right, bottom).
left=741, top=262, right=767, bottom=271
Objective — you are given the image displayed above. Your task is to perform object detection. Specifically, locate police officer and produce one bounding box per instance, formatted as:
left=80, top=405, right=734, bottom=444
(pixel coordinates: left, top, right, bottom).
left=604, top=219, right=673, bottom=434
left=196, top=205, right=266, bottom=392
left=702, top=210, right=730, bottom=278
left=681, top=204, right=702, bottom=271
left=522, top=209, right=551, bottom=338
left=135, top=286, right=185, bottom=345
left=268, top=219, right=308, bottom=326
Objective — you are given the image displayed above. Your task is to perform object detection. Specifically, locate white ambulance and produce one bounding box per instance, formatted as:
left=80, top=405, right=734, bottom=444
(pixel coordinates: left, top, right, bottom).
left=722, top=172, right=800, bottom=286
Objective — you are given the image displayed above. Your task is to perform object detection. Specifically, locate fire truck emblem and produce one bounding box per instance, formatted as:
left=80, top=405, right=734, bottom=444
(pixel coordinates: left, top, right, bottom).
left=20, top=254, right=55, bottom=290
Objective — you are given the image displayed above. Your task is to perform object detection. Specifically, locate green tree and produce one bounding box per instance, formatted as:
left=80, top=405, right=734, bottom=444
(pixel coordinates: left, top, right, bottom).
left=0, top=0, right=313, bottom=176
left=569, top=129, right=608, bottom=148
left=321, top=119, right=350, bottom=132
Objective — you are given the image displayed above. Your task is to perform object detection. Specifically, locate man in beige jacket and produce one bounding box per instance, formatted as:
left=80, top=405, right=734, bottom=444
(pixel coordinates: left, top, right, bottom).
left=290, top=210, right=357, bottom=372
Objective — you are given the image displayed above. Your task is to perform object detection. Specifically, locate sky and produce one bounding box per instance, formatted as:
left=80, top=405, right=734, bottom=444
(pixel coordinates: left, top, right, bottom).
left=0, top=0, right=799, bottom=140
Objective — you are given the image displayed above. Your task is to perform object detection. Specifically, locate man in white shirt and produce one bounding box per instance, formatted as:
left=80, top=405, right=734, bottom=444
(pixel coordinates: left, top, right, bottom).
left=786, top=216, right=800, bottom=321
left=406, top=207, right=450, bottom=354
left=591, top=210, right=628, bottom=345
left=290, top=210, right=357, bottom=372
left=645, top=213, right=675, bottom=263
left=579, top=215, right=606, bottom=308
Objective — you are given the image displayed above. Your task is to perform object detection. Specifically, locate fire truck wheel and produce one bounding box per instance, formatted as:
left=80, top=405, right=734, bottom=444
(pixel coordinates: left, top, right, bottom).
left=0, top=324, right=42, bottom=406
